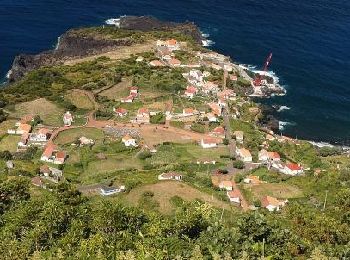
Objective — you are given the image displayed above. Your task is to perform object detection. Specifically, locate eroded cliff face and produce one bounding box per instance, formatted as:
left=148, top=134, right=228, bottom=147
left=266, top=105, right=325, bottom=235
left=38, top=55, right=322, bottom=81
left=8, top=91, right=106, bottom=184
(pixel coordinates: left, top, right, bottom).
left=8, top=16, right=203, bottom=82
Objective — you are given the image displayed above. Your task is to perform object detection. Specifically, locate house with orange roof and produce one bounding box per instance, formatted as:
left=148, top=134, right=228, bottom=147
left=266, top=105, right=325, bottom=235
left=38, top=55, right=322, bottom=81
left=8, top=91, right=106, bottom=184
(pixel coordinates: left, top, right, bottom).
left=243, top=175, right=261, bottom=185
left=40, top=144, right=56, bottom=162
left=182, top=108, right=197, bottom=117
left=236, top=148, right=252, bottom=162
left=135, top=108, right=150, bottom=124
left=18, top=133, right=29, bottom=148
left=149, top=60, right=165, bottom=67
left=261, top=196, right=287, bottom=212
left=15, top=123, right=32, bottom=135
left=202, top=81, right=219, bottom=94
left=234, top=131, right=244, bottom=143
left=227, top=189, right=241, bottom=204
left=219, top=180, right=234, bottom=191
left=54, top=151, right=67, bottom=165
left=268, top=152, right=281, bottom=162
left=121, top=135, right=137, bottom=147
left=121, top=95, right=134, bottom=103
left=130, top=86, right=139, bottom=95
left=208, top=102, right=222, bottom=116
left=184, top=86, right=198, bottom=99
left=210, top=126, right=225, bottom=138
left=114, top=108, right=128, bottom=117
left=200, top=138, right=218, bottom=149
left=168, top=58, right=181, bottom=67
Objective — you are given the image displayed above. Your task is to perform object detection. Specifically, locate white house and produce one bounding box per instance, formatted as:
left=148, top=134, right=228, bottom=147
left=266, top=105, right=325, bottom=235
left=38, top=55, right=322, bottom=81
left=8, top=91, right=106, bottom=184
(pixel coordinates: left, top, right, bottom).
left=158, top=172, right=183, bottom=181
left=258, top=149, right=269, bottom=162
left=100, top=186, right=126, bottom=196
left=234, top=131, right=244, bottom=143
left=236, top=148, right=252, bottom=162
left=261, top=196, right=287, bottom=212
left=282, top=163, right=304, bottom=176
left=114, top=108, right=128, bottom=117
left=130, top=86, right=139, bottom=95
left=29, top=128, right=51, bottom=142
left=121, top=95, right=134, bottom=103
left=200, top=138, right=218, bottom=149
left=63, top=112, right=73, bottom=126
left=219, top=181, right=233, bottom=191
left=227, top=190, right=241, bottom=204
left=122, top=135, right=137, bottom=147
left=184, top=86, right=197, bottom=99
left=206, top=113, right=217, bottom=122
left=135, top=108, right=150, bottom=124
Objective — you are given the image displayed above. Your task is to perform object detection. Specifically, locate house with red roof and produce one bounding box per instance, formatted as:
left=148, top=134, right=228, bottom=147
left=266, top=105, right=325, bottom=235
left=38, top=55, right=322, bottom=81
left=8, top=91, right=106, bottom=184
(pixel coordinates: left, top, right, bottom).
left=135, top=108, right=150, bottom=124
left=54, top=151, right=67, bottom=165
left=130, top=86, right=139, bottom=95
left=200, top=138, right=218, bottom=149
left=227, top=189, right=241, bottom=204
left=168, top=58, right=181, bottom=67
left=210, top=126, right=225, bottom=138
left=282, top=163, right=303, bottom=176
left=208, top=102, right=222, bottom=116
left=114, top=108, right=128, bottom=117
left=184, top=86, right=198, bottom=99
left=219, top=180, right=234, bottom=191
left=121, top=95, right=134, bottom=103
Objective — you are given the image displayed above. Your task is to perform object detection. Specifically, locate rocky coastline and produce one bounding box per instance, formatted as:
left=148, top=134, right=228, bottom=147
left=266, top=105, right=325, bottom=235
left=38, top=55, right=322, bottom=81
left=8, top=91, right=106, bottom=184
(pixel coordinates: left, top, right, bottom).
left=7, top=16, right=203, bottom=82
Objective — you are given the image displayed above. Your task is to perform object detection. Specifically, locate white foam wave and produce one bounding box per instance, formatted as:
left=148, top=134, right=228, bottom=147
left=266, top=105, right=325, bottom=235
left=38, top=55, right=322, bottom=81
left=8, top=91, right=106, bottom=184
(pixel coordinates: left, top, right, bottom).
left=202, top=39, right=215, bottom=47
left=279, top=121, right=295, bottom=131
left=55, top=36, right=61, bottom=50
left=105, top=18, right=121, bottom=27
left=201, top=33, right=210, bottom=38
left=6, top=70, right=12, bottom=79
left=308, top=141, right=334, bottom=148
left=277, top=106, right=291, bottom=112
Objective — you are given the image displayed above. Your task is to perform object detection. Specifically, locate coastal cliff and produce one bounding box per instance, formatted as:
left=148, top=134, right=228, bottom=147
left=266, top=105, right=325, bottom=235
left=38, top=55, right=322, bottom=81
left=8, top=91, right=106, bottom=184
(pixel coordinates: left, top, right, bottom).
left=8, top=16, right=203, bottom=82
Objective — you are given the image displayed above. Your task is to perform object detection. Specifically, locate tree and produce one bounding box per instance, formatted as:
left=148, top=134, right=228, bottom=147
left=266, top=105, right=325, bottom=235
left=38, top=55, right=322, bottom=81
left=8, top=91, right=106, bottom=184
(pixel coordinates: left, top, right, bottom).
left=223, top=138, right=229, bottom=145
left=233, top=160, right=244, bottom=169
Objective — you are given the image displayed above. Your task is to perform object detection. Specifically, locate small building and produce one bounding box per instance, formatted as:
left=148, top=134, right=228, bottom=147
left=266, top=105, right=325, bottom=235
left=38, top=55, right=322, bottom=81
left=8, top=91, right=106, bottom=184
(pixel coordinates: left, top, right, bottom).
left=40, top=165, right=63, bottom=182
left=206, top=113, right=217, bottom=122
left=200, top=138, right=218, bottom=149
left=208, top=103, right=222, bottom=116
left=283, top=163, right=303, bottom=176
left=202, top=81, right=219, bottom=94
left=29, top=128, right=51, bottom=142
left=114, top=107, right=128, bottom=117
left=122, top=135, right=137, bottom=147
left=268, top=152, right=281, bottom=162
left=63, top=112, right=73, bottom=126
left=196, top=159, right=216, bottom=165
left=183, top=108, right=197, bottom=117
left=236, top=148, right=252, bottom=162
left=18, top=133, right=29, bottom=148
left=258, top=149, right=269, bottom=162
left=243, top=175, right=261, bottom=185
left=121, top=95, right=134, bottom=103
left=130, top=86, right=139, bottom=95
left=54, top=151, right=67, bottom=165
left=158, top=172, right=183, bottom=181
left=136, top=56, right=144, bottom=62
left=6, top=161, right=14, bottom=169
left=261, top=196, right=287, bottom=212
left=31, top=176, right=44, bottom=188
left=227, top=190, right=241, bottom=204
left=219, top=180, right=233, bottom=191
left=189, top=70, right=204, bottom=82
left=79, top=136, right=94, bottom=146
left=184, top=86, right=198, bottom=99
left=168, top=58, right=181, bottom=67
left=136, top=108, right=150, bottom=124
left=149, top=60, right=165, bottom=67
left=210, top=126, right=225, bottom=138
left=100, top=186, right=126, bottom=196
left=234, top=131, right=244, bottom=143
left=16, top=123, right=32, bottom=135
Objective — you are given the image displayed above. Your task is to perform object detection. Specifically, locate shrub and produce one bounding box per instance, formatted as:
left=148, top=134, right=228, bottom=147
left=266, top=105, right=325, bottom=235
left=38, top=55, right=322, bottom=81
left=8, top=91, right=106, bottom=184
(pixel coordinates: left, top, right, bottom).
left=190, top=123, right=206, bottom=133
left=150, top=113, right=166, bottom=124
left=138, top=151, right=152, bottom=160
left=223, top=138, right=229, bottom=145
left=233, top=160, right=244, bottom=169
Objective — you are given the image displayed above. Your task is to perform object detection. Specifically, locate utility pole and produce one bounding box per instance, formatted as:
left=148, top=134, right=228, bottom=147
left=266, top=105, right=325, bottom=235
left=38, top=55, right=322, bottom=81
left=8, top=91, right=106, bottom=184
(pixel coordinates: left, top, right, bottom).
left=323, top=190, right=329, bottom=211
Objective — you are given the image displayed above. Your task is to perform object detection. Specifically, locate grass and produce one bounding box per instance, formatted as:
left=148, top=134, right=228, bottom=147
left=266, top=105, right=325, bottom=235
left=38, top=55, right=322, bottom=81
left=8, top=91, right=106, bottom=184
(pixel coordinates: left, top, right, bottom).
left=66, top=90, right=95, bottom=110
left=54, top=127, right=104, bottom=145
left=0, top=135, right=20, bottom=152
left=250, top=183, right=303, bottom=200
left=125, top=181, right=232, bottom=214
left=10, top=98, right=64, bottom=126
left=0, top=120, right=17, bottom=135
left=98, top=78, right=132, bottom=101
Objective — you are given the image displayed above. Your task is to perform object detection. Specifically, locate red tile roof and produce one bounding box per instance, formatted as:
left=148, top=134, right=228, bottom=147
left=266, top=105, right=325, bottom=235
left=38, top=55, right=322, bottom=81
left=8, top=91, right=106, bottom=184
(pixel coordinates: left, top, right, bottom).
left=227, top=189, right=241, bottom=198
left=286, top=163, right=301, bottom=171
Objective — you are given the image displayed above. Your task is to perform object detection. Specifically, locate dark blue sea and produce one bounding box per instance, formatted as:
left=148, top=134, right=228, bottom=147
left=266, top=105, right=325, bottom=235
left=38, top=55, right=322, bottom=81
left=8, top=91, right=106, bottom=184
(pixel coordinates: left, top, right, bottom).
left=1, top=0, right=350, bottom=144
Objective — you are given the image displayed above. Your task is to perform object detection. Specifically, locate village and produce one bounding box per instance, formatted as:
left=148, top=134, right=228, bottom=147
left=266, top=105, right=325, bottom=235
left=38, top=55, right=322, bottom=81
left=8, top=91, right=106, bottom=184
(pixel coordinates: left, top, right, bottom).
left=0, top=36, right=318, bottom=214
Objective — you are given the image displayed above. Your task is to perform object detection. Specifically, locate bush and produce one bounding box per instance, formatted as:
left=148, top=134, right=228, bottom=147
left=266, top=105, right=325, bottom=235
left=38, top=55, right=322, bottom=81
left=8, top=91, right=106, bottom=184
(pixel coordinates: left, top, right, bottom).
left=223, top=138, right=229, bottom=145
left=234, top=173, right=244, bottom=183
left=150, top=113, right=166, bottom=124
left=233, top=160, right=244, bottom=169
left=0, top=150, right=12, bottom=160
left=190, top=123, right=206, bottom=133
left=170, top=121, right=185, bottom=129
left=138, top=151, right=152, bottom=160
left=318, top=147, right=342, bottom=157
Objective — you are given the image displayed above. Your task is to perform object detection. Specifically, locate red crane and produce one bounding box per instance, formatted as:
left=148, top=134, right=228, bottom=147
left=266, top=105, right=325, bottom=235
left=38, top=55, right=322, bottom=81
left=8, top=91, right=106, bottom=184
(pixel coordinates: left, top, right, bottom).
left=253, top=53, right=273, bottom=86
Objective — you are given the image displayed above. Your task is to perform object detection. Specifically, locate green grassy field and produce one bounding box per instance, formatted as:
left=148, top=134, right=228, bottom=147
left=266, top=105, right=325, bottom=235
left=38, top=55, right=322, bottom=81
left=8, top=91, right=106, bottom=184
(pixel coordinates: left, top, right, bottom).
left=66, top=90, right=95, bottom=110
left=0, top=135, right=20, bottom=152
left=54, top=127, right=104, bottom=145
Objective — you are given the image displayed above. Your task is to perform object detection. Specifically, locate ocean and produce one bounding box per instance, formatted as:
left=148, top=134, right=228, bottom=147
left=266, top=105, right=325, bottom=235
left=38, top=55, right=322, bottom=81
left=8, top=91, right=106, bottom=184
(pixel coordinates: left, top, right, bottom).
left=1, top=0, right=350, bottom=144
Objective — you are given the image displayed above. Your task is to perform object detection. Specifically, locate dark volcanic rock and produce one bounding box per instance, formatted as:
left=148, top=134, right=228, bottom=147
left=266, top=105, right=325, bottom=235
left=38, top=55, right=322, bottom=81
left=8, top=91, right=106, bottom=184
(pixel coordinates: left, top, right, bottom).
left=8, top=16, right=203, bottom=82
left=258, top=104, right=280, bottom=132
left=119, top=16, right=203, bottom=43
